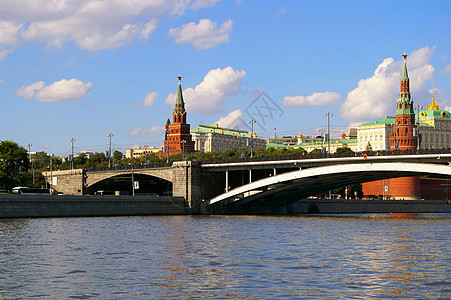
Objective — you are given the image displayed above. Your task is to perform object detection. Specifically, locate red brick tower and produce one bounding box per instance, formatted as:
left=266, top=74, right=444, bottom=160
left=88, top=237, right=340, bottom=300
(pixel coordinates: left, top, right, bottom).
left=389, top=53, right=417, bottom=150
left=163, top=75, right=194, bottom=157
left=363, top=53, right=420, bottom=199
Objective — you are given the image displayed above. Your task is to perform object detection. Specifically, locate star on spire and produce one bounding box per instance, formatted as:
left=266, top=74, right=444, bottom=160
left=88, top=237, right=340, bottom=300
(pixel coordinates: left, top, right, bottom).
left=402, top=52, right=408, bottom=60
left=178, top=74, right=182, bottom=83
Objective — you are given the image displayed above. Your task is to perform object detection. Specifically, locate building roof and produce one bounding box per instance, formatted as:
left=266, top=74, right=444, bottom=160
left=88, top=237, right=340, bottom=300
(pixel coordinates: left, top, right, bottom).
left=191, top=124, right=265, bottom=140
left=420, top=109, right=451, bottom=119
left=266, top=143, right=290, bottom=148
left=296, top=138, right=357, bottom=148
left=360, top=117, right=395, bottom=127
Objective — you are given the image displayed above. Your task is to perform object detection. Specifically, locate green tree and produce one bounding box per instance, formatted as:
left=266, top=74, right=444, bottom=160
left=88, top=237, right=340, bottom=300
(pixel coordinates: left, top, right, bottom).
left=309, top=148, right=323, bottom=155
left=0, top=140, right=30, bottom=190
left=85, top=153, right=108, bottom=168
left=336, top=146, right=354, bottom=153
left=74, top=153, right=88, bottom=168
left=113, top=150, right=124, bottom=165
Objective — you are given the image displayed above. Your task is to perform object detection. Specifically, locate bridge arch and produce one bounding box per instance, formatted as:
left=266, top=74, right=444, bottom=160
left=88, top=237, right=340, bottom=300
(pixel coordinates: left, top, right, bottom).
left=85, top=168, right=174, bottom=196
left=208, top=162, right=451, bottom=207
left=86, top=173, right=173, bottom=196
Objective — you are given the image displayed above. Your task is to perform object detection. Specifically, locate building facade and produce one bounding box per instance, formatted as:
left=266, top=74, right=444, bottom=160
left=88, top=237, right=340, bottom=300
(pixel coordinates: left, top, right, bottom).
left=191, top=124, right=266, bottom=153
left=162, top=75, right=195, bottom=157
left=357, top=117, right=394, bottom=152
left=125, top=147, right=162, bottom=159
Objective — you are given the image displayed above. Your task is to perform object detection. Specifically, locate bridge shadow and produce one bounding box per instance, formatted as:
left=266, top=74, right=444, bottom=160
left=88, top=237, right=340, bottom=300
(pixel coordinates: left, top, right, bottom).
left=86, top=174, right=172, bottom=196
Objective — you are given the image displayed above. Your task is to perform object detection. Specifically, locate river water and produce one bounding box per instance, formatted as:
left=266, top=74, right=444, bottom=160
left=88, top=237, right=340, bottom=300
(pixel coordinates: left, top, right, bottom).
left=0, top=214, right=449, bottom=299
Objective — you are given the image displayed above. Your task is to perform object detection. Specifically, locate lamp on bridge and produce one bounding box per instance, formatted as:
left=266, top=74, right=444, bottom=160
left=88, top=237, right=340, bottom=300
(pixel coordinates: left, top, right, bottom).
left=248, top=119, right=256, bottom=158
left=414, top=104, right=423, bottom=152
left=324, top=112, right=333, bottom=155
left=181, top=140, right=186, bottom=161
left=108, top=133, right=114, bottom=168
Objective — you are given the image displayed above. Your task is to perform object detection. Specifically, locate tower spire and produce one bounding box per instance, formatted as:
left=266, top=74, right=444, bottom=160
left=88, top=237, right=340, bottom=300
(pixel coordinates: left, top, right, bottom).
left=173, top=74, right=186, bottom=123
left=401, top=52, right=409, bottom=79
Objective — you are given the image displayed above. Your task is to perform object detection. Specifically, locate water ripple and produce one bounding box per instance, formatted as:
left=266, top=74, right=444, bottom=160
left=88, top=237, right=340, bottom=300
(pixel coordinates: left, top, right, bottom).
left=0, top=215, right=449, bottom=298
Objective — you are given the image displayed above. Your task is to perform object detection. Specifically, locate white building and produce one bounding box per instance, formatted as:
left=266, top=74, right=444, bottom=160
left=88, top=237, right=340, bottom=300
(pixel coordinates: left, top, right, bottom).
left=357, top=117, right=394, bottom=152
left=125, top=146, right=162, bottom=159
left=191, top=124, right=266, bottom=153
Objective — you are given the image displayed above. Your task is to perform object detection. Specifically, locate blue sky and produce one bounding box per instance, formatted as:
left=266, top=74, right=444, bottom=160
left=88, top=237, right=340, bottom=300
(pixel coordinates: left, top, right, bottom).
left=1, top=0, right=450, bottom=156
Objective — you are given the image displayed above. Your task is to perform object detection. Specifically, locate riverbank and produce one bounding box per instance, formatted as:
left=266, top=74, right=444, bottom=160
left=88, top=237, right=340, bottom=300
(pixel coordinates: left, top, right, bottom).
left=0, top=195, right=449, bottom=217
left=290, top=198, right=451, bottom=214
left=0, top=194, right=188, bottom=218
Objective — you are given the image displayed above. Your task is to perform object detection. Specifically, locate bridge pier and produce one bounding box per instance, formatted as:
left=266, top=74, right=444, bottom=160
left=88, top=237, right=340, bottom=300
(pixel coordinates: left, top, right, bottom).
left=171, top=161, right=203, bottom=214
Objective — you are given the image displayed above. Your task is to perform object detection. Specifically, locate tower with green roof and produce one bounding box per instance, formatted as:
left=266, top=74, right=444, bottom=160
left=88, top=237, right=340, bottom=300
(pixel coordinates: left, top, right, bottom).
left=389, top=53, right=417, bottom=150
left=162, top=75, right=194, bottom=157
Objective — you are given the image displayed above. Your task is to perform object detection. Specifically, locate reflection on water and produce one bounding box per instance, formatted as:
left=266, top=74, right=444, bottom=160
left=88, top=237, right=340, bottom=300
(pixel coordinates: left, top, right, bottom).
left=0, top=214, right=450, bottom=299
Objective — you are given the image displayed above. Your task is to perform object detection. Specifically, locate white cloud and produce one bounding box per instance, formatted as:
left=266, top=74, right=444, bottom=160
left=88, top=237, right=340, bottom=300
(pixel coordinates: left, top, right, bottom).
left=0, top=48, right=11, bottom=60
left=168, top=19, right=233, bottom=50
left=135, top=91, right=158, bottom=108
left=340, top=46, right=435, bottom=126
left=165, top=66, right=246, bottom=114
left=128, top=126, right=165, bottom=137
left=16, top=79, right=92, bottom=102
left=0, top=0, right=222, bottom=53
left=440, top=64, right=451, bottom=75
left=191, top=0, right=222, bottom=10
left=16, top=81, right=45, bottom=99
left=215, top=109, right=245, bottom=129
left=281, top=91, right=341, bottom=106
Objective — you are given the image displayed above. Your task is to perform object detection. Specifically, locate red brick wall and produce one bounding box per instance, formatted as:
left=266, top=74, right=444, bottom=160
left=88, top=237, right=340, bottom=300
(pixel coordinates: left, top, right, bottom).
left=420, top=178, right=451, bottom=200
left=362, top=176, right=420, bottom=200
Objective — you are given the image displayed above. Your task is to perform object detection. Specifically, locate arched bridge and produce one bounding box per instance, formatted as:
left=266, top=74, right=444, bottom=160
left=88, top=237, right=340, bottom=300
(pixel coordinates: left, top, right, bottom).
left=46, top=154, right=451, bottom=214
left=206, top=162, right=451, bottom=209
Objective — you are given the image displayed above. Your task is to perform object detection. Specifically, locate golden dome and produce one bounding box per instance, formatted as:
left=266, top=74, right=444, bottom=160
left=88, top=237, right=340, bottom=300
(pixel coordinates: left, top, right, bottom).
left=427, top=97, right=440, bottom=111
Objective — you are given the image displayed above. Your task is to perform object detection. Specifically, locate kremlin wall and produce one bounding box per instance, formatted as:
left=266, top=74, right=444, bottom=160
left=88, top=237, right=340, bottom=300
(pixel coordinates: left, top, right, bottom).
left=155, top=53, right=450, bottom=201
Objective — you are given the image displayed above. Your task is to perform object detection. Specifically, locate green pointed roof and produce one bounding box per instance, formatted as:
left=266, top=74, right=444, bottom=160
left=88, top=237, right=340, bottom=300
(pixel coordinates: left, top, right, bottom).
left=165, top=117, right=170, bottom=126
left=396, top=53, right=414, bottom=116
left=401, top=53, right=409, bottom=79
left=173, top=75, right=186, bottom=115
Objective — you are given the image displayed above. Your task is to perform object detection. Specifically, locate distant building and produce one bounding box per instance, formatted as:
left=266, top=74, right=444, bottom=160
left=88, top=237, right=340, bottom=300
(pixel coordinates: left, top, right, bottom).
left=125, top=147, right=161, bottom=159
left=191, top=124, right=266, bottom=153
left=77, top=151, right=97, bottom=159
left=357, top=117, right=395, bottom=152
left=267, top=128, right=358, bottom=153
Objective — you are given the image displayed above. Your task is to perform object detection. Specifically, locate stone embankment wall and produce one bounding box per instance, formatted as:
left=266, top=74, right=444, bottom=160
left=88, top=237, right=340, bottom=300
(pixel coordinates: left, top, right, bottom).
left=0, top=195, right=188, bottom=218
left=291, top=199, right=449, bottom=214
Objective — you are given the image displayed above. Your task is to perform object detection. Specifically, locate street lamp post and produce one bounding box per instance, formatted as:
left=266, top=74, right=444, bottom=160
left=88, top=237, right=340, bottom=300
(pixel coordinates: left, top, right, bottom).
left=181, top=140, right=186, bottom=161
left=49, top=157, right=53, bottom=192
left=414, top=104, right=423, bottom=152
left=248, top=119, right=256, bottom=158
left=143, top=144, right=149, bottom=165
left=318, top=128, right=326, bottom=153
left=324, top=112, right=333, bottom=155
left=27, top=143, right=34, bottom=188
left=130, top=163, right=135, bottom=197
left=108, top=133, right=114, bottom=168
left=70, top=138, right=76, bottom=170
